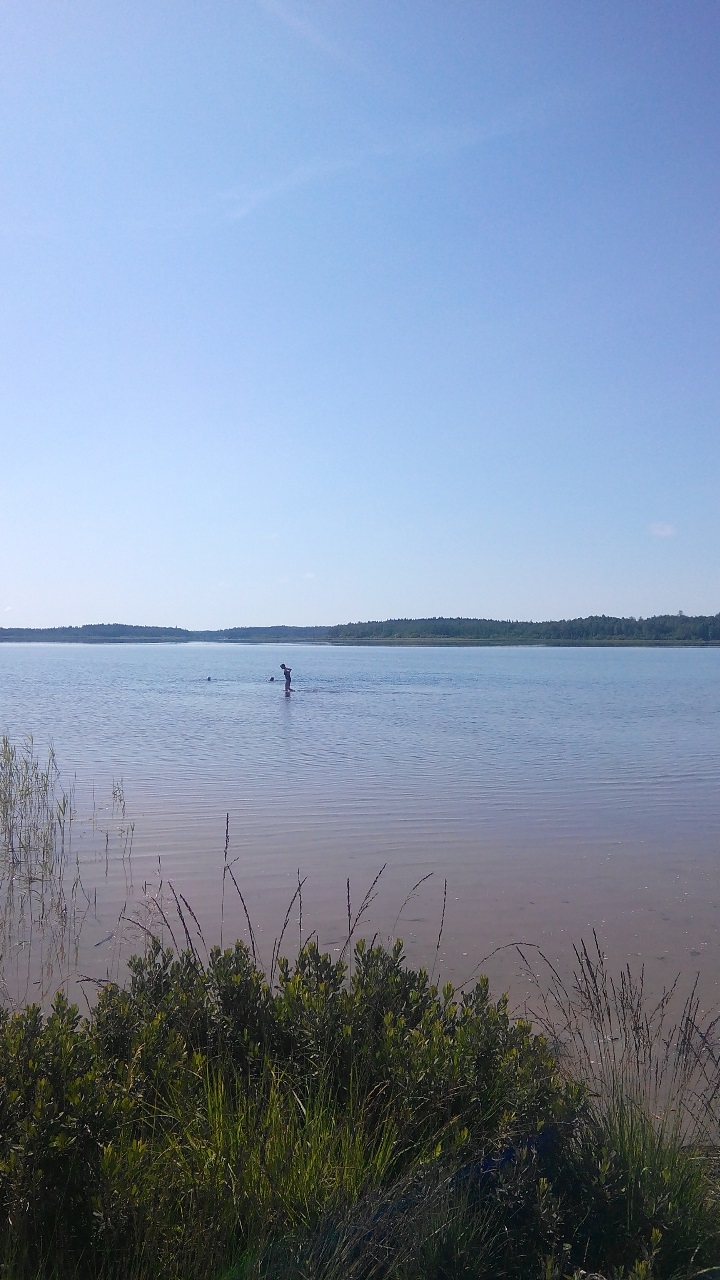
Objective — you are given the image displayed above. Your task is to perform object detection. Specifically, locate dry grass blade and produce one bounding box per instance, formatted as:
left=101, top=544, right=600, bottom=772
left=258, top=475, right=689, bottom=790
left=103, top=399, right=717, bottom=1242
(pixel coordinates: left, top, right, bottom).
left=220, top=812, right=230, bottom=951
left=430, top=877, right=447, bottom=984
left=179, top=891, right=208, bottom=961
left=167, top=881, right=199, bottom=961
left=270, top=876, right=306, bottom=986
left=340, top=864, right=387, bottom=962
left=390, top=870, right=434, bottom=936
left=225, top=862, right=258, bottom=964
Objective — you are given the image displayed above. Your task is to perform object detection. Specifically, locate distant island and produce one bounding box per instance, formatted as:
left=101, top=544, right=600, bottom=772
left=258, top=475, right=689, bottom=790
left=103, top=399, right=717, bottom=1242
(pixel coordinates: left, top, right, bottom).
left=1, top=614, right=719, bottom=645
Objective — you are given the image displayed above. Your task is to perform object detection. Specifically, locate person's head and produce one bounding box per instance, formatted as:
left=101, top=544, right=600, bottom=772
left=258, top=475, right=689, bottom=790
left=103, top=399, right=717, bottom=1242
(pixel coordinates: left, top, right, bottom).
left=280, top=664, right=286, bottom=670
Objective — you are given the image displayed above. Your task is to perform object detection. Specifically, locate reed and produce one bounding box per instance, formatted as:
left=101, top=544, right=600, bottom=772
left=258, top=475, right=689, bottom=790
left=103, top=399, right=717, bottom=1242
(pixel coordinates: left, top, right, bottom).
left=1, top=745, right=720, bottom=1279
left=2, top=922, right=719, bottom=1279
left=0, top=735, right=83, bottom=1004
left=511, top=934, right=720, bottom=1278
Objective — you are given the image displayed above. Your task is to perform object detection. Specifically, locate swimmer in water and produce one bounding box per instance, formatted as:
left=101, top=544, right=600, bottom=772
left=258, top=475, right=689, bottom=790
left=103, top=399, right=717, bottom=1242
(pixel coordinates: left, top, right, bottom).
left=280, top=663, right=292, bottom=691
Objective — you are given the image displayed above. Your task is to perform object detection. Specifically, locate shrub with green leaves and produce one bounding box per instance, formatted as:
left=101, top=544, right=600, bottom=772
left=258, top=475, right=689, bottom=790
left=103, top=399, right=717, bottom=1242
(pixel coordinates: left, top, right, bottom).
left=1, top=937, right=719, bottom=1280
left=0, top=937, right=576, bottom=1277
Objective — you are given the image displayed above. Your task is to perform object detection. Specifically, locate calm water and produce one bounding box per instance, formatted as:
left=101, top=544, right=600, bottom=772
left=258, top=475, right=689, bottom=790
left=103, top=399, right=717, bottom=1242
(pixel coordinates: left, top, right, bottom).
left=1, top=643, right=719, bottom=1006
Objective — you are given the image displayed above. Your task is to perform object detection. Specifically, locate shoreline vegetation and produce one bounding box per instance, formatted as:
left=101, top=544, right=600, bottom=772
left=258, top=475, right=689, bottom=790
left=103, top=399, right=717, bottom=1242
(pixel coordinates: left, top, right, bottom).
left=1, top=612, right=720, bottom=646
left=4, top=932, right=720, bottom=1280
left=2, top=741, right=720, bottom=1278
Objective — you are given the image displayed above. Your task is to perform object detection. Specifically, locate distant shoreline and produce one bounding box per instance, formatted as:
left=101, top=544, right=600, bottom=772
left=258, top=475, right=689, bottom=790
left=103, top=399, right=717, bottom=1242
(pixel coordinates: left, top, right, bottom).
left=0, top=637, right=718, bottom=648
left=1, top=614, right=719, bottom=647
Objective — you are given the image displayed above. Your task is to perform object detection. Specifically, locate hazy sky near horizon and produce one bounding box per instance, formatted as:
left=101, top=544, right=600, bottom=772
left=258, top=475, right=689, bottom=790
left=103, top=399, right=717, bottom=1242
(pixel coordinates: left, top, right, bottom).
left=1, top=2, right=719, bottom=628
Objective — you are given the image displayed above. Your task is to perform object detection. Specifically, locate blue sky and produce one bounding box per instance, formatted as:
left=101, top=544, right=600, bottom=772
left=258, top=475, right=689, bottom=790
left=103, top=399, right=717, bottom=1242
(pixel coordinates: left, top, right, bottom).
left=1, top=1, right=718, bottom=627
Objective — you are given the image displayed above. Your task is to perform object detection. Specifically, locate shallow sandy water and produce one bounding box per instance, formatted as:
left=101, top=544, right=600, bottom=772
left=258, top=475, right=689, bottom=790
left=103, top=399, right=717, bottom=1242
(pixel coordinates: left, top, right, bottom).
left=1, top=641, right=718, bottom=1013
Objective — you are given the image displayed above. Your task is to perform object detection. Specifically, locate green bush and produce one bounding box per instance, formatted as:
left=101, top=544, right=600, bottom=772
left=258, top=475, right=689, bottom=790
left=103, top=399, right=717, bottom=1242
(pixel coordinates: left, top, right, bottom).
left=0, top=937, right=719, bottom=1280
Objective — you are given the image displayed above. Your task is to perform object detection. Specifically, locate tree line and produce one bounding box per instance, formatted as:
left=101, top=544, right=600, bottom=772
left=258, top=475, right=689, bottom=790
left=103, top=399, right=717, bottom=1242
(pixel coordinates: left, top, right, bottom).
left=1, top=614, right=719, bottom=645
left=325, top=614, right=720, bottom=644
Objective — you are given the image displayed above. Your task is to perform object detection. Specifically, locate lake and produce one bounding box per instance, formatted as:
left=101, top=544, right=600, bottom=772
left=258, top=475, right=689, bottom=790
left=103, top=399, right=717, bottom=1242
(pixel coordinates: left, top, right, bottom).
left=1, top=642, right=719, bottom=1010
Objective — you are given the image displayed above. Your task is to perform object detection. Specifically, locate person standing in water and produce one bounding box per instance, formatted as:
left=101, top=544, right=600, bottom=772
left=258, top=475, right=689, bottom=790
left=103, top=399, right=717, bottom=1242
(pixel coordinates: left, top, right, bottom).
left=280, top=663, right=292, bottom=692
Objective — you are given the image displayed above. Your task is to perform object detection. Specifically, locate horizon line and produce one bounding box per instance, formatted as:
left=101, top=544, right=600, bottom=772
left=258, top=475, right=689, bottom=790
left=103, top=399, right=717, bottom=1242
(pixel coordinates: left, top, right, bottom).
left=1, top=611, right=718, bottom=633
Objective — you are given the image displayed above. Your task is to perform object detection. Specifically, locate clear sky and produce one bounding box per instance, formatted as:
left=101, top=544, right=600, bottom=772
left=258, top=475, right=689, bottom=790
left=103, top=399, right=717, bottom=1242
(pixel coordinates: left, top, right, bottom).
left=1, top=1, right=718, bottom=628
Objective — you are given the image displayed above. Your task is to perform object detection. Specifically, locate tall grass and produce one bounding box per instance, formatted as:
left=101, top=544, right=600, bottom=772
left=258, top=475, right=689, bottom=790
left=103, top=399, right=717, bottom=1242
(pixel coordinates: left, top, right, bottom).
left=0, top=933, right=577, bottom=1279
left=1, top=741, right=720, bottom=1279
left=2, top=929, right=719, bottom=1279
left=521, top=934, right=720, bottom=1138
left=0, top=736, right=81, bottom=1004
left=513, top=935, right=720, bottom=1279
left=92, top=1063, right=398, bottom=1279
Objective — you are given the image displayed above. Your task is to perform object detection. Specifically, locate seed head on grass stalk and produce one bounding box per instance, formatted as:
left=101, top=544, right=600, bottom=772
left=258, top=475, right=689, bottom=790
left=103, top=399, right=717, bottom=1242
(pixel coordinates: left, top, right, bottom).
left=340, top=864, right=387, bottom=975
left=270, top=876, right=305, bottom=988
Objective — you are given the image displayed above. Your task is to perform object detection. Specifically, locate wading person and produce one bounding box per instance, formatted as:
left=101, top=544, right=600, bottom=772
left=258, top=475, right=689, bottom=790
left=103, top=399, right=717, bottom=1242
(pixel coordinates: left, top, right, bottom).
left=280, top=663, right=292, bottom=692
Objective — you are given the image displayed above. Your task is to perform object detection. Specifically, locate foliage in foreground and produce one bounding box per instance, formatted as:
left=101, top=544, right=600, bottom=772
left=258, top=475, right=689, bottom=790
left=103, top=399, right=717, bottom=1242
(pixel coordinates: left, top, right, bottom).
left=0, top=938, right=719, bottom=1280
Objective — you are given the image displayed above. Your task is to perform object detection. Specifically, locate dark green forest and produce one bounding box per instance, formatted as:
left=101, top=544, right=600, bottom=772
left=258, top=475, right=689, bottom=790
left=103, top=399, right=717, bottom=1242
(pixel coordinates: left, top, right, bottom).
left=325, top=613, right=720, bottom=645
left=0, top=623, right=327, bottom=644
left=1, top=614, right=719, bottom=645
